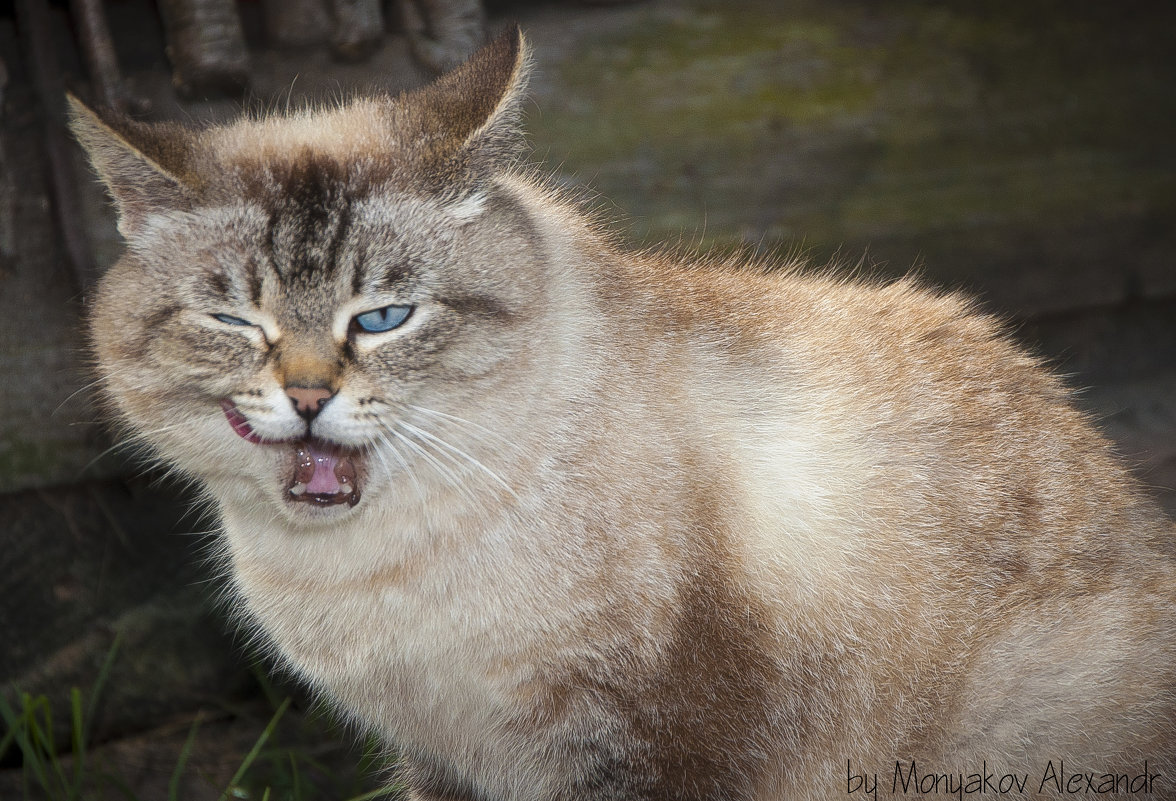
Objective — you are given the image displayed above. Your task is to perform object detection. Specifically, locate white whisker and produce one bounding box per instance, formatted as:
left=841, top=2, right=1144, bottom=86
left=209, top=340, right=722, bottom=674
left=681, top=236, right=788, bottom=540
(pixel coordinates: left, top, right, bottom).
left=387, top=425, right=465, bottom=494
left=52, top=371, right=124, bottom=416
left=374, top=430, right=426, bottom=507
left=73, top=419, right=189, bottom=477
left=397, top=419, right=517, bottom=499
left=406, top=404, right=520, bottom=451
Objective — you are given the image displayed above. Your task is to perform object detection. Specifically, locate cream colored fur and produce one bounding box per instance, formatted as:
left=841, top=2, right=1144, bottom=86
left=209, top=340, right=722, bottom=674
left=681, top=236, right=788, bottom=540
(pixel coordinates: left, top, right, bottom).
left=74, top=27, right=1176, bottom=801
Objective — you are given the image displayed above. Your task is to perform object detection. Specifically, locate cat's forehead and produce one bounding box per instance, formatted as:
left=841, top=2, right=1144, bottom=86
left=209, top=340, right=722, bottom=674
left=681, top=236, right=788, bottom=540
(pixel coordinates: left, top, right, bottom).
left=144, top=185, right=461, bottom=253
left=135, top=187, right=468, bottom=308
left=206, top=99, right=398, bottom=172
left=123, top=99, right=503, bottom=292
left=188, top=101, right=453, bottom=210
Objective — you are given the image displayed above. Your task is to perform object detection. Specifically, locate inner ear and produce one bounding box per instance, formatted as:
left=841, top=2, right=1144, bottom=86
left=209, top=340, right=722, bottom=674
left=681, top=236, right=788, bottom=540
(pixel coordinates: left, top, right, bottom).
left=67, top=95, right=195, bottom=237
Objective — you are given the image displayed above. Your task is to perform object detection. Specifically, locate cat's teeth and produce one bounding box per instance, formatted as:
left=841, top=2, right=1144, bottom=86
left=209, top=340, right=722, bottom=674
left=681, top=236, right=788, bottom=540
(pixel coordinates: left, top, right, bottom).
left=289, top=482, right=307, bottom=496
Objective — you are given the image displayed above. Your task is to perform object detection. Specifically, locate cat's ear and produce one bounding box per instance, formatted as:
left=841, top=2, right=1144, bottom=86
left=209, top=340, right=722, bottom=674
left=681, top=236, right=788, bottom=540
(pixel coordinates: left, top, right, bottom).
left=402, top=24, right=530, bottom=186
left=67, top=94, right=193, bottom=238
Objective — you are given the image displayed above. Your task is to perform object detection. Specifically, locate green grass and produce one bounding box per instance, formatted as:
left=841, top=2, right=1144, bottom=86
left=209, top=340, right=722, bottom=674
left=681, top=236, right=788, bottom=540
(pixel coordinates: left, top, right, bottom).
left=0, top=637, right=402, bottom=801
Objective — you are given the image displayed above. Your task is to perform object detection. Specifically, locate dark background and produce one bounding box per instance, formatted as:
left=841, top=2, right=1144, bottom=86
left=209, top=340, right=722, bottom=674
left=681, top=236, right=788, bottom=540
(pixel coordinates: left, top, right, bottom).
left=1, top=0, right=1173, bottom=797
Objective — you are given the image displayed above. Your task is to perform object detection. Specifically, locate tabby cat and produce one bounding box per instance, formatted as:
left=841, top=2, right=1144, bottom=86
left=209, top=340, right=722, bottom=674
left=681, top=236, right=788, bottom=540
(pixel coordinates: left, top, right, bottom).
left=71, top=26, right=1176, bottom=801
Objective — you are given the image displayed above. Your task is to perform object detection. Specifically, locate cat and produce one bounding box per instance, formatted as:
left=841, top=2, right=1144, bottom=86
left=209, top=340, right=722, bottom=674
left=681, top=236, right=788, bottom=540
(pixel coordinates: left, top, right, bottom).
left=71, top=25, right=1176, bottom=801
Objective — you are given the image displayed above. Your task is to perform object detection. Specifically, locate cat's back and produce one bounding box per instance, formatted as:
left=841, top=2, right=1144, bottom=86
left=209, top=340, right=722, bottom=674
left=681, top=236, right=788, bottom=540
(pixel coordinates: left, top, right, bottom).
left=613, top=249, right=1176, bottom=622
left=506, top=188, right=1176, bottom=615
left=610, top=254, right=1176, bottom=782
left=631, top=256, right=1169, bottom=557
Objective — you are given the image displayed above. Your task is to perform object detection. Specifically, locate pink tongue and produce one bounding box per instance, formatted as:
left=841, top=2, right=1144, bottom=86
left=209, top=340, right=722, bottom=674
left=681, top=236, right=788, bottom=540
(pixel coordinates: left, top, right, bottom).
left=298, top=443, right=343, bottom=494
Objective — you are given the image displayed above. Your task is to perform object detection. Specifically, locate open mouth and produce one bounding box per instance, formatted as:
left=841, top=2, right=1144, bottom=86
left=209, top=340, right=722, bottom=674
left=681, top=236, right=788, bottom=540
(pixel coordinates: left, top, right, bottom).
left=289, top=440, right=360, bottom=507
left=221, top=400, right=361, bottom=508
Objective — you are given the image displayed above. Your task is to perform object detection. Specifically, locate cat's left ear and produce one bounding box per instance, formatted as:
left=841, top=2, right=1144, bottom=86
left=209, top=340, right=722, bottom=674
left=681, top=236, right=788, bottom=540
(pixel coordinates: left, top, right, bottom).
left=402, top=24, right=530, bottom=187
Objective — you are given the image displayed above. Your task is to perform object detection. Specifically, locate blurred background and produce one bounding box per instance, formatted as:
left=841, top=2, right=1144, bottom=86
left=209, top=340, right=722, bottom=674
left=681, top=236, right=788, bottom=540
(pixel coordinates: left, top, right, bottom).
left=1, top=0, right=1173, bottom=797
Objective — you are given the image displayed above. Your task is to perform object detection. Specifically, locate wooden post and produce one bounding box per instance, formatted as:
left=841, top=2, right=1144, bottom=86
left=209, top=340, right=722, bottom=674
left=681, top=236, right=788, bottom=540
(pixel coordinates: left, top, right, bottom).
left=397, top=0, right=486, bottom=74
left=261, top=0, right=332, bottom=49
left=156, top=0, right=250, bottom=96
left=329, top=0, right=385, bottom=62
left=69, top=0, right=138, bottom=112
left=14, top=0, right=95, bottom=295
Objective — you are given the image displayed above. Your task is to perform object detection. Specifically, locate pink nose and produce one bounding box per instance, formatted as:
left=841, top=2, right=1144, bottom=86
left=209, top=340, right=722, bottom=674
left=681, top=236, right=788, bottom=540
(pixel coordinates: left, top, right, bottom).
left=286, top=386, right=333, bottom=420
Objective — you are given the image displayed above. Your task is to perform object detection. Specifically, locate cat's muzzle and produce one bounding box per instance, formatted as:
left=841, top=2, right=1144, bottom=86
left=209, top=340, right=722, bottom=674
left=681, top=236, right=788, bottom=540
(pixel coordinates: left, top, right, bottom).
left=221, top=399, right=361, bottom=509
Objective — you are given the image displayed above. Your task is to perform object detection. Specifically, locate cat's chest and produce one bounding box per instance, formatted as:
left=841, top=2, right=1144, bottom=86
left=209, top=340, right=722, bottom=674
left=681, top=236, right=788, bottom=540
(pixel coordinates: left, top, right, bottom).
left=224, top=512, right=551, bottom=747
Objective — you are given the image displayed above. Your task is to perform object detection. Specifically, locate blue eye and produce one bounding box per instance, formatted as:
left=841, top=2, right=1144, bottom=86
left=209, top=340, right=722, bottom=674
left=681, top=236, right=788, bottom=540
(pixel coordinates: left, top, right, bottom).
left=353, top=305, right=412, bottom=333
left=213, top=313, right=252, bottom=326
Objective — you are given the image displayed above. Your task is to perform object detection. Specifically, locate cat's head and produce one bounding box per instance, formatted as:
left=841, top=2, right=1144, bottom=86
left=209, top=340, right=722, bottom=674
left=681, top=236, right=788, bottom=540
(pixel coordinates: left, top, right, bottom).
left=72, top=28, right=558, bottom=525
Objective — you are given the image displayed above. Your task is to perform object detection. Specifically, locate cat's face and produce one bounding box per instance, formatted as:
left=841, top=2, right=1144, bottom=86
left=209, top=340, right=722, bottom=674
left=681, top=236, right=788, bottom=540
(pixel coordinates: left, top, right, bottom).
left=75, top=29, right=543, bottom=525
left=98, top=183, right=542, bottom=524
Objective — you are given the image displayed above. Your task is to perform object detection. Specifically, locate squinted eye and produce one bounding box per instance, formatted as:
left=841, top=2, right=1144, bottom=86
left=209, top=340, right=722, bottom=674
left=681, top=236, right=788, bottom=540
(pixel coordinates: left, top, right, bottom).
left=212, top=313, right=253, bottom=326
left=353, top=305, right=413, bottom=333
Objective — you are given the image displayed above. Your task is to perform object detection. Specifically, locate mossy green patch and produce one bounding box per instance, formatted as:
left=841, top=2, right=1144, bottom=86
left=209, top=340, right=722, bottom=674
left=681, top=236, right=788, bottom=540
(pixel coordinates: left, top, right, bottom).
left=837, top=1, right=1176, bottom=237
left=535, top=2, right=880, bottom=161
left=528, top=0, right=1176, bottom=284
left=0, top=430, right=123, bottom=493
left=0, top=436, right=68, bottom=487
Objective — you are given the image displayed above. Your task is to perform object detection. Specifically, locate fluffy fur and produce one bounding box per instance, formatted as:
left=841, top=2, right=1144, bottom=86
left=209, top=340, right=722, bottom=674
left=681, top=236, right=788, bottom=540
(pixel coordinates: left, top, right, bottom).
left=73, top=26, right=1176, bottom=801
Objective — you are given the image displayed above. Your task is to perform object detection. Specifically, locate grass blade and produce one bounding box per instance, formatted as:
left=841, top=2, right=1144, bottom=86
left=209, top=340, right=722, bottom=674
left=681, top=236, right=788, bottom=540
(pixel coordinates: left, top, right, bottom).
left=0, top=692, right=18, bottom=759
left=218, top=696, right=292, bottom=801
left=168, top=713, right=203, bottom=801
left=84, top=632, right=122, bottom=747
left=27, top=693, right=72, bottom=797
left=289, top=752, right=302, bottom=801
left=0, top=693, right=53, bottom=795
left=70, top=687, right=86, bottom=799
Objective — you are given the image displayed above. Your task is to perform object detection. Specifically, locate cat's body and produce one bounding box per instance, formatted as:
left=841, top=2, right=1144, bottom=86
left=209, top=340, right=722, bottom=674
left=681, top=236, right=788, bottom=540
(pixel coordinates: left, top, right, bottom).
left=72, top=28, right=1176, bottom=801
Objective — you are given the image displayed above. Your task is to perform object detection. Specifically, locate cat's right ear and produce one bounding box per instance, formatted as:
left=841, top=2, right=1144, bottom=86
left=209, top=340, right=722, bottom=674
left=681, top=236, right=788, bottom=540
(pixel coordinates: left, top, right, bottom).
left=66, top=94, right=193, bottom=238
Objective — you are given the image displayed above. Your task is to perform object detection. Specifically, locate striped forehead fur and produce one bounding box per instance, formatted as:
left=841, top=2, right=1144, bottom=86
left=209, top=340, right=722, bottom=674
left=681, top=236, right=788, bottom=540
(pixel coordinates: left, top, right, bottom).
left=193, top=105, right=496, bottom=230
